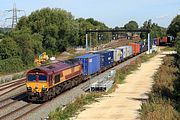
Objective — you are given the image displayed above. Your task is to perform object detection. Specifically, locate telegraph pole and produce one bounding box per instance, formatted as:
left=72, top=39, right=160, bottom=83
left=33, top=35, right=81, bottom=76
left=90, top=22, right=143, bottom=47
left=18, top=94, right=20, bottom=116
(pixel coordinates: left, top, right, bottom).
left=5, top=3, right=25, bottom=28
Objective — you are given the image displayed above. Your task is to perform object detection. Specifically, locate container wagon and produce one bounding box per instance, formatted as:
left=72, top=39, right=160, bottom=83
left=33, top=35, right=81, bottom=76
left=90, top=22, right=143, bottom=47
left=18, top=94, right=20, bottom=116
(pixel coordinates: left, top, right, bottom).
left=95, top=50, right=114, bottom=70
left=128, top=43, right=140, bottom=55
left=115, top=47, right=124, bottom=61
left=108, top=49, right=123, bottom=62
left=119, top=46, right=132, bottom=59
left=76, top=54, right=100, bottom=76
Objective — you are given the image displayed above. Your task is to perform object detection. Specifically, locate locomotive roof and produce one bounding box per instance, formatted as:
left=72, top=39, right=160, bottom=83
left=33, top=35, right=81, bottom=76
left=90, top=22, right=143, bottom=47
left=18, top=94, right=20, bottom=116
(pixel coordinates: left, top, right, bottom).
left=28, top=59, right=81, bottom=75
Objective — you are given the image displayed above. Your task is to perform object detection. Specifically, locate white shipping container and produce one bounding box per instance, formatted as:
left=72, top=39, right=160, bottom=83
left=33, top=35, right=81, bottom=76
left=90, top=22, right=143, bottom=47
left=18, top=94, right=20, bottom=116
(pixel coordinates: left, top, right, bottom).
left=108, top=49, right=122, bottom=62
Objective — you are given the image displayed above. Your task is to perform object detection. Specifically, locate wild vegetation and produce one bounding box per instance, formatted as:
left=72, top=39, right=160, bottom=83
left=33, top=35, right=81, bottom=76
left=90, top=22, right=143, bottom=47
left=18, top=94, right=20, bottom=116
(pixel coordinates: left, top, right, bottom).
left=140, top=55, right=180, bottom=120
left=140, top=14, right=180, bottom=120
left=140, top=19, right=166, bottom=39
left=0, top=7, right=167, bottom=74
left=0, top=8, right=110, bottom=74
left=49, top=93, right=102, bottom=120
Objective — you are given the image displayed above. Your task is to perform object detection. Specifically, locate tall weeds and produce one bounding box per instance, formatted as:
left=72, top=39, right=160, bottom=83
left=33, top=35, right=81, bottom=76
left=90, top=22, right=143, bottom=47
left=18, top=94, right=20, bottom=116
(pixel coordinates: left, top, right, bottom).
left=140, top=55, right=180, bottom=120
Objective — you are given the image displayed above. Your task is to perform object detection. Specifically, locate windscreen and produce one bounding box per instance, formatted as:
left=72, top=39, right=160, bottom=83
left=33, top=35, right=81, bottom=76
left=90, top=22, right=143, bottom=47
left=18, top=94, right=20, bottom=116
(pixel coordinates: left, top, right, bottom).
left=38, top=74, right=47, bottom=82
left=28, top=74, right=36, bottom=81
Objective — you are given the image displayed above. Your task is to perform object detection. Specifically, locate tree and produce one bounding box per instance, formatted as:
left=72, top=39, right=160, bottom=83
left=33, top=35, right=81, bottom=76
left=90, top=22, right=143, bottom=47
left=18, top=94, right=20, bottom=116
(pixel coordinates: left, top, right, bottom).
left=124, top=20, right=138, bottom=30
left=167, top=15, right=180, bottom=37
left=0, top=37, right=20, bottom=60
left=76, top=18, right=109, bottom=47
left=17, top=8, right=80, bottom=52
left=141, top=19, right=166, bottom=39
left=12, top=28, right=34, bottom=65
left=31, top=33, right=44, bottom=54
left=175, top=32, right=180, bottom=55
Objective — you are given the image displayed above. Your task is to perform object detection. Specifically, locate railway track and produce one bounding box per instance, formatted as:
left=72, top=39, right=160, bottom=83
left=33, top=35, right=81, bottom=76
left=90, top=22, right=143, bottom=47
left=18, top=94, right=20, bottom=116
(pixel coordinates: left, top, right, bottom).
left=0, top=81, right=25, bottom=91
left=0, top=102, right=43, bottom=120
left=0, top=52, right=145, bottom=120
left=0, top=99, right=44, bottom=120
left=0, top=79, right=26, bottom=97
left=0, top=92, right=27, bottom=109
left=0, top=78, right=25, bottom=88
left=0, top=91, right=39, bottom=120
left=0, top=83, right=25, bottom=97
left=14, top=103, right=44, bottom=120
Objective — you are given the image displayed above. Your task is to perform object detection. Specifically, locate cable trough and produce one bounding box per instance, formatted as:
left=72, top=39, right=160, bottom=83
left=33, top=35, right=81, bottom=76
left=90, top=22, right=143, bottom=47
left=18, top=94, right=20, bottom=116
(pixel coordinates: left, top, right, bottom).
left=89, top=69, right=116, bottom=92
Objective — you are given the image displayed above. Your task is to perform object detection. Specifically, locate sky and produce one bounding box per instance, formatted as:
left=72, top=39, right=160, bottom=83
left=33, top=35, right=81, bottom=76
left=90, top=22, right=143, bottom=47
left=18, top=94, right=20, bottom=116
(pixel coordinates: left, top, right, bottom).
left=0, top=0, right=179, bottom=28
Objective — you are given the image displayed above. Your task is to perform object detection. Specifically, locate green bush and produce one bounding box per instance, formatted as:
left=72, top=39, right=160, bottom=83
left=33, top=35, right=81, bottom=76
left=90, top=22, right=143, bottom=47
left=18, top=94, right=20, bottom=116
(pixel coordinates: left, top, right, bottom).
left=0, top=57, right=24, bottom=73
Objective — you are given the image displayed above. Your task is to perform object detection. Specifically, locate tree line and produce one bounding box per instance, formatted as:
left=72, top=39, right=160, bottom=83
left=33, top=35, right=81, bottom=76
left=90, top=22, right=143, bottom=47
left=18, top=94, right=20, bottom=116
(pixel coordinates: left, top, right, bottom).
left=0, top=8, right=169, bottom=73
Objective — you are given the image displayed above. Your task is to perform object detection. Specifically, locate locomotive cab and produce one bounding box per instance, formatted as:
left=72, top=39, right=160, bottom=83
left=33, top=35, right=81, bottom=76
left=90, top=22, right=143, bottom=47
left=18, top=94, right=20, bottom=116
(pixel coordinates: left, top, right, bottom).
left=26, top=68, right=49, bottom=101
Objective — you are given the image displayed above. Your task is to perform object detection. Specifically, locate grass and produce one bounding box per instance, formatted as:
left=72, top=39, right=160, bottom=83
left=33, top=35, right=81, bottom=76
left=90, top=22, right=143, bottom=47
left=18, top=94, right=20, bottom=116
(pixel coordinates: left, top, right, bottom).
left=163, top=46, right=176, bottom=51
left=140, top=55, right=180, bottom=120
left=140, top=52, right=157, bottom=62
left=12, top=73, right=26, bottom=80
left=0, top=72, right=26, bottom=84
left=49, top=52, right=158, bottom=120
left=49, top=93, right=102, bottom=120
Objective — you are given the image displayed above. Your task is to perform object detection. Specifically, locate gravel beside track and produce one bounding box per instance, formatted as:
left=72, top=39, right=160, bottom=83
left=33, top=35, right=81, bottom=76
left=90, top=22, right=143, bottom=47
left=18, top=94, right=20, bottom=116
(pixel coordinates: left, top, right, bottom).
left=0, top=81, right=25, bottom=92
left=0, top=85, right=26, bottom=101
left=19, top=53, right=143, bottom=120
left=0, top=103, right=41, bottom=120
left=0, top=78, right=25, bottom=88
left=0, top=84, right=25, bottom=97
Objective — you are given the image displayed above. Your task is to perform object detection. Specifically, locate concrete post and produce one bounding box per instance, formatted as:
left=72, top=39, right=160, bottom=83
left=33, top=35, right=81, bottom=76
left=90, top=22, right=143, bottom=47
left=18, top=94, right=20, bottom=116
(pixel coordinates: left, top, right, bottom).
left=90, top=32, right=91, bottom=51
left=148, top=33, right=150, bottom=54
left=86, top=33, right=88, bottom=53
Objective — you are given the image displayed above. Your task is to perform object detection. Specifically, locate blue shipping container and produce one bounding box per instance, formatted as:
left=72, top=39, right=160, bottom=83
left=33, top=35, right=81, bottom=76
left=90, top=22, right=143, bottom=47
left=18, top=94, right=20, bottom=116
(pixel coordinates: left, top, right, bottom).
left=95, top=50, right=114, bottom=69
left=76, top=54, right=100, bottom=76
left=137, top=42, right=144, bottom=53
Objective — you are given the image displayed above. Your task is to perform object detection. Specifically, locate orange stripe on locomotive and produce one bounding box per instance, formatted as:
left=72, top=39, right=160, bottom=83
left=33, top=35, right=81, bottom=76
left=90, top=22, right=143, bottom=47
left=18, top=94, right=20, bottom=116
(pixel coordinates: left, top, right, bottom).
left=26, top=60, right=82, bottom=93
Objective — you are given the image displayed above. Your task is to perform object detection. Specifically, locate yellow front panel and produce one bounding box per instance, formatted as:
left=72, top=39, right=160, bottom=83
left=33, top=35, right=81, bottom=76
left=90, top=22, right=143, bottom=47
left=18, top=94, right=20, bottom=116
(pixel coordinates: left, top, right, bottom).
left=26, top=82, right=48, bottom=93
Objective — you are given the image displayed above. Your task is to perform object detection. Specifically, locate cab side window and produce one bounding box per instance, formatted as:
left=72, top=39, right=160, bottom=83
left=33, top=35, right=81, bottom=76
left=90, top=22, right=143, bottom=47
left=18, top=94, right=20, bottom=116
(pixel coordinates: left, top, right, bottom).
left=55, top=74, right=60, bottom=84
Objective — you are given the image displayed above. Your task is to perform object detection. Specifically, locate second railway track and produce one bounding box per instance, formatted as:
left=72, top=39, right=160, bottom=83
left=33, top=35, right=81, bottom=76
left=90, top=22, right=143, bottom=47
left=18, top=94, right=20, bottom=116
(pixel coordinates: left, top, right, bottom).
left=0, top=91, right=42, bottom=120
left=0, top=53, right=145, bottom=120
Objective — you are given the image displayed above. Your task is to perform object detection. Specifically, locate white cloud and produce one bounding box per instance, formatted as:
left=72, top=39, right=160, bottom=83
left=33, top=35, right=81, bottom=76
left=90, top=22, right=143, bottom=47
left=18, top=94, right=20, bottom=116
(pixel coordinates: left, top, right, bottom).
left=154, top=15, right=169, bottom=20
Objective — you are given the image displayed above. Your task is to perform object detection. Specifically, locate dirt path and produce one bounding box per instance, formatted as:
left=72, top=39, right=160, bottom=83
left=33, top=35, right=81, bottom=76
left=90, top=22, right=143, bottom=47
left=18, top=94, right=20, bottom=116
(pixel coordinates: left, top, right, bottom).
left=75, top=53, right=165, bottom=120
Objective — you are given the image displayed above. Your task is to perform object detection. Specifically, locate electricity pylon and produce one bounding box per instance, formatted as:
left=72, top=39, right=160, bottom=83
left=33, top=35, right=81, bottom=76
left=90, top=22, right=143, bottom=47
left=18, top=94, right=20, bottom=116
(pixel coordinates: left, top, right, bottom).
left=5, top=3, right=25, bottom=28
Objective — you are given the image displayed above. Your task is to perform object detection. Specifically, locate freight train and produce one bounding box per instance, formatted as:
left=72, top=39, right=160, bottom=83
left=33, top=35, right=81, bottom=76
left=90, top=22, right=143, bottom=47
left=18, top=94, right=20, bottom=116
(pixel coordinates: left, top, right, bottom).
left=26, top=42, right=148, bottom=101
left=154, top=36, right=174, bottom=46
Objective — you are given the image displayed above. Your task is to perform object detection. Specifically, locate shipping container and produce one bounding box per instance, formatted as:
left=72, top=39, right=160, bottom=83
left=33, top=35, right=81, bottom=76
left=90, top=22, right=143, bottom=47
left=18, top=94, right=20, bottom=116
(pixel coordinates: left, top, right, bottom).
left=108, top=49, right=122, bottom=62
left=153, top=39, right=157, bottom=45
left=137, top=42, right=144, bottom=53
left=162, top=37, right=168, bottom=43
left=76, top=54, right=100, bottom=76
left=142, top=45, right=148, bottom=52
left=118, top=46, right=132, bottom=59
left=128, top=43, right=140, bottom=55
left=155, top=38, right=160, bottom=46
left=95, top=50, right=114, bottom=69
left=115, top=47, right=124, bottom=61
left=116, top=47, right=126, bottom=60
left=125, top=46, right=132, bottom=57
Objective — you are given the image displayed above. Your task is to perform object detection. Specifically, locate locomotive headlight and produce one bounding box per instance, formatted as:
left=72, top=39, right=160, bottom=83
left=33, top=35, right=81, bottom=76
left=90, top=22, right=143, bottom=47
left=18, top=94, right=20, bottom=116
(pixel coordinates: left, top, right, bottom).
left=27, top=87, right=32, bottom=92
left=42, top=86, right=47, bottom=91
